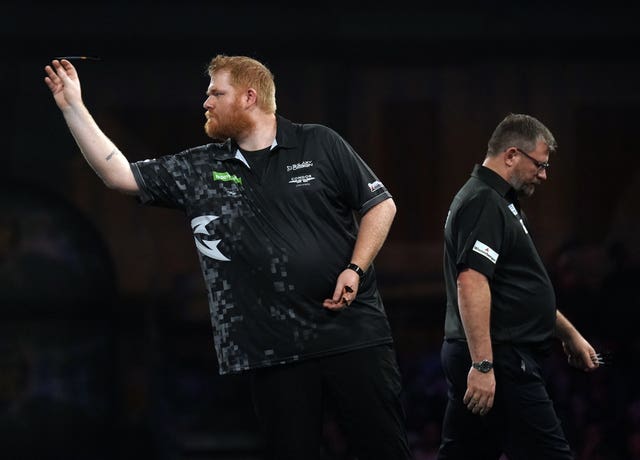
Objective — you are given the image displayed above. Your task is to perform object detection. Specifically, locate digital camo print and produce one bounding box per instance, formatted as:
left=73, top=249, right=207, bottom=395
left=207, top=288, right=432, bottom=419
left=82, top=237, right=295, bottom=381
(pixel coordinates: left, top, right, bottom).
left=131, top=116, right=395, bottom=374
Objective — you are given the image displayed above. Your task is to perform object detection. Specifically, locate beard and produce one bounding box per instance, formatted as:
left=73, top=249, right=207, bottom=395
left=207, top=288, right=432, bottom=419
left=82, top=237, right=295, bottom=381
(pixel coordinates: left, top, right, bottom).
left=204, top=100, right=253, bottom=141
left=510, top=171, right=537, bottom=198
left=517, top=184, right=536, bottom=198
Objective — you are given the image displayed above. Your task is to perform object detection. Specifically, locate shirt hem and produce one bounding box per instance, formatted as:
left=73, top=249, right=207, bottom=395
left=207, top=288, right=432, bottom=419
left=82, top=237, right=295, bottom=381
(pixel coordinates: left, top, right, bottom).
left=218, top=337, right=394, bottom=375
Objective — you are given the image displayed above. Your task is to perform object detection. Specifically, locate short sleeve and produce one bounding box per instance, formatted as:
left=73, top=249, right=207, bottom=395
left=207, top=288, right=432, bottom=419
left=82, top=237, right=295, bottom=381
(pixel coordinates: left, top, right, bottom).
left=130, top=154, right=194, bottom=209
left=327, top=130, right=392, bottom=215
left=451, top=194, right=506, bottom=279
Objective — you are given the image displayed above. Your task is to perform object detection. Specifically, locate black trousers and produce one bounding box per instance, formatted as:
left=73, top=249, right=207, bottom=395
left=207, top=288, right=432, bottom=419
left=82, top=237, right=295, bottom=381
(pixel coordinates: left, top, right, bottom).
left=249, top=344, right=412, bottom=460
left=438, top=340, right=574, bottom=460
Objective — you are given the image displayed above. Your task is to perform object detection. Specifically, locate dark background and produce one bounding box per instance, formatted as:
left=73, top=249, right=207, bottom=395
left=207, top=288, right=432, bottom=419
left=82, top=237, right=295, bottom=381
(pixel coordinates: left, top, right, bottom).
left=2, top=2, right=640, bottom=459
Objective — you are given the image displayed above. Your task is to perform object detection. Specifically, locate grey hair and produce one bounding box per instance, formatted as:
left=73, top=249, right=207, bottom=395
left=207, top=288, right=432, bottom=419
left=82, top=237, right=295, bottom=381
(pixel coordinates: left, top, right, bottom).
left=487, top=113, right=557, bottom=156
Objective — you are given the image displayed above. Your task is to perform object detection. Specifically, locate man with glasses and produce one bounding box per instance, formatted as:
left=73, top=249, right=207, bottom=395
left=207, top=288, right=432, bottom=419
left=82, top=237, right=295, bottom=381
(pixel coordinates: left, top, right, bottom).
left=438, top=113, right=600, bottom=459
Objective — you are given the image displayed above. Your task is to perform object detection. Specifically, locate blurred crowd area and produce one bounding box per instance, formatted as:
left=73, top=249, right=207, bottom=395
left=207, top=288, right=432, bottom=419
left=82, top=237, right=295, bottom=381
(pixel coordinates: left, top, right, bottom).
left=1, top=179, right=639, bottom=460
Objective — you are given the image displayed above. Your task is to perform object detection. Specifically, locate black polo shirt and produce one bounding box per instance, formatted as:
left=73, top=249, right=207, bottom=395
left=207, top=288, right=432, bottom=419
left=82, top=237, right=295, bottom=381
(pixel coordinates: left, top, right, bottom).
left=130, top=115, right=394, bottom=374
left=443, top=164, right=556, bottom=347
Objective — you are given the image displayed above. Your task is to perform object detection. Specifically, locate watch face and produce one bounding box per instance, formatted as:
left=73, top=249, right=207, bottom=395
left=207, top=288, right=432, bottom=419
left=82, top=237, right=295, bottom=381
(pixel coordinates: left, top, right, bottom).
left=474, top=360, right=493, bottom=373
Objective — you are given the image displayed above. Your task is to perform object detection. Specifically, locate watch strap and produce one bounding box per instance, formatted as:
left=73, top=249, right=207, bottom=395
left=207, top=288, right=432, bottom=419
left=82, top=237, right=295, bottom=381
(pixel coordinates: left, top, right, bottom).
left=346, top=262, right=365, bottom=278
left=472, top=359, right=493, bottom=373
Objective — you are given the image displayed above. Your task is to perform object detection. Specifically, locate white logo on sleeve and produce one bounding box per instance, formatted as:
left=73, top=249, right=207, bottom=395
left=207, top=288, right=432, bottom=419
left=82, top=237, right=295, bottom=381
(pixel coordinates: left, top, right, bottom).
left=472, top=240, right=499, bottom=264
left=191, top=215, right=231, bottom=261
left=368, top=180, right=384, bottom=192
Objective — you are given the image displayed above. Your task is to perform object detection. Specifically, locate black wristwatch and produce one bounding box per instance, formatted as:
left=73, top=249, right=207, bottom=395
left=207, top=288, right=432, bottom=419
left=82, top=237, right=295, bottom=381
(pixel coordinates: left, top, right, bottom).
left=472, top=360, right=493, bottom=373
left=346, top=262, right=365, bottom=278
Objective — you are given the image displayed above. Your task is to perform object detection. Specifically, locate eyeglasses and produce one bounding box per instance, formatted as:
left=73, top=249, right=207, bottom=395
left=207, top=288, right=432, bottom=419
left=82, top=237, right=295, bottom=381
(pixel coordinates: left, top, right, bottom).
left=515, top=147, right=550, bottom=172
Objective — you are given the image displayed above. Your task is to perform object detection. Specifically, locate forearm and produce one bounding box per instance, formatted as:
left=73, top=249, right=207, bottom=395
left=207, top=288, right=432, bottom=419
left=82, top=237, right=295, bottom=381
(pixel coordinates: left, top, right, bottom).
left=554, top=310, right=580, bottom=341
left=350, top=198, right=396, bottom=270
left=555, top=309, right=598, bottom=370
left=457, top=269, right=493, bottom=363
left=62, top=104, right=138, bottom=193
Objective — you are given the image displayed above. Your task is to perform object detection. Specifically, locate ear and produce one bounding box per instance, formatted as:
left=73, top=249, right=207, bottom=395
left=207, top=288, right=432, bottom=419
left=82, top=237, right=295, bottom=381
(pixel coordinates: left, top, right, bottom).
left=245, top=88, right=258, bottom=107
left=504, top=147, right=518, bottom=167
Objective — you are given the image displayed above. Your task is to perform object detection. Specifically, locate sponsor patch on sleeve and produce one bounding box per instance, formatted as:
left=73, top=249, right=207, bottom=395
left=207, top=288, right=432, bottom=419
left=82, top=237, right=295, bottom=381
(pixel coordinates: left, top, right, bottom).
left=472, top=240, right=499, bottom=264
left=368, top=180, right=384, bottom=192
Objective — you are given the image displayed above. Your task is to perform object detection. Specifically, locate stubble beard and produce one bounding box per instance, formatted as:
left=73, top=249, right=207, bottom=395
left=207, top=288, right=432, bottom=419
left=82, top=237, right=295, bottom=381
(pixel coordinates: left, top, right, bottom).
left=510, top=170, right=537, bottom=198
left=517, top=184, right=536, bottom=198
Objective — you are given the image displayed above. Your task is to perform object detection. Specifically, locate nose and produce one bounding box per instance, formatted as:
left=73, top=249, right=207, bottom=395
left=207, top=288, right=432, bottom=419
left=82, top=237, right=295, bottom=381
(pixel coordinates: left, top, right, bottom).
left=537, top=168, right=548, bottom=180
left=203, top=96, right=213, bottom=110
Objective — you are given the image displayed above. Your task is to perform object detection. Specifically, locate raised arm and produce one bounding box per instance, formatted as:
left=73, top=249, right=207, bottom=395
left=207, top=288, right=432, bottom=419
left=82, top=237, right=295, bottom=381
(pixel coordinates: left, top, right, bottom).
left=44, top=59, right=138, bottom=193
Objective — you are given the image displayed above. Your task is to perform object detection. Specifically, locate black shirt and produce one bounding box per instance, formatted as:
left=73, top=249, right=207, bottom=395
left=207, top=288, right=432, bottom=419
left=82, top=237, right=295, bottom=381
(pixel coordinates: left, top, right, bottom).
left=443, top=164, right=556, bottom=347
left=239, top=145, right=271, bottom=181
left=131, top=115, right=394, bottom=374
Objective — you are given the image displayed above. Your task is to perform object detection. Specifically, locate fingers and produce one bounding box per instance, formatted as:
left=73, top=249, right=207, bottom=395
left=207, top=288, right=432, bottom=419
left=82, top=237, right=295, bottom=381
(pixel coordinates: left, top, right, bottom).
left=44, top=62, right=59, bottom=82
left=45, top=59, right=75, bottom=82
left=567, top=352, right=592, bottom=370
left=322, top=285, right=356, bottom=310
left=342, top=285, right=354, bottom=305
left=44, top=75, right=56, bottom=91
left=44, top=63, right=56, bottom=79
left=466, top=397, right=492, bottom=416
left=463, top=388, right=494, bottom=416
left=54, top=60, right=72, bottom=82
left=323, top=268, right=360, bottom=311
left=322, top=297, right=347, bottom=310
left=60, top=59, right=77, bottom=76
left=44, top=63, right=62, bottom=92
left=463, top=395, right=492, bottom=416
left=44, top=61, right=65, bottom=84
left=586, top=351, right=613, bottom=372
left=567, top=350, right=608, bottom=372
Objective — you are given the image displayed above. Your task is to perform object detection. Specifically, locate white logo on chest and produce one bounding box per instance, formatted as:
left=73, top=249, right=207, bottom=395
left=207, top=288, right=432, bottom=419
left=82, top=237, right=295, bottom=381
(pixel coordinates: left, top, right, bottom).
left=288, top=174, right=316, bottom=185
left=191, top=215, right=231, bottom=261
left=286, top=160, right=313, bottom=172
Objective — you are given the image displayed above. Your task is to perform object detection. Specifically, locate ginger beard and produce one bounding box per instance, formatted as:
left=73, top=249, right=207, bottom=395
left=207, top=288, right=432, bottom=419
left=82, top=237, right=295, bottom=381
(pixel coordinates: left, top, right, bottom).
left=204, top=95, right=254, bottom=141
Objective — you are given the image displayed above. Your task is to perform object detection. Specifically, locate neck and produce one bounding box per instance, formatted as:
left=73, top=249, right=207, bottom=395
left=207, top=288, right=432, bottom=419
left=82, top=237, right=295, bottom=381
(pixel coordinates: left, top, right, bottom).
left=482, top=156, right=511, bottom=184
left=236, top=113, right=277, bottom=151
